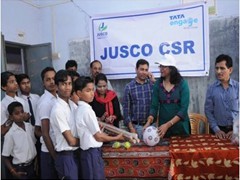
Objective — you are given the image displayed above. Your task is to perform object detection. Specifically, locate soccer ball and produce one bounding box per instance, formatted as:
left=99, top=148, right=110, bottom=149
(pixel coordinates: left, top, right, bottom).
left=143, top=126, right=160, bottom=146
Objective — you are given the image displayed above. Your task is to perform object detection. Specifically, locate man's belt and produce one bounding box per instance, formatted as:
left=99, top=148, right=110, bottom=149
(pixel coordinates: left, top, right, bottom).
left=132, top=121, right=146, bottom=126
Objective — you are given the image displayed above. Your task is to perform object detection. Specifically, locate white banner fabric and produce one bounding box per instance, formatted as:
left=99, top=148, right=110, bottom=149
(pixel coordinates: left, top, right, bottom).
left=90, top=2, right=209, bottom=79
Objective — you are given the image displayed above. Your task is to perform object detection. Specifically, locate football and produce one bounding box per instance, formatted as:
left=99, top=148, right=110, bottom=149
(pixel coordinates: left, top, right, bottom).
left=143, top=126, right=160, bottom=146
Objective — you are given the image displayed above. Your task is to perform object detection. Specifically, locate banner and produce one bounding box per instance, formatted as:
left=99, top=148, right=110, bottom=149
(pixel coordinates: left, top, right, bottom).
left=90, top=2, right=209, bottom=79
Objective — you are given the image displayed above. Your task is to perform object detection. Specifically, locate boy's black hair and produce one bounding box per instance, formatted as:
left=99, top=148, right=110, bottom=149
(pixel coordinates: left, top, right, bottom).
left=1, top=71, right=15, bottom=88
left=95, top=73, right=107, bottom=85
left=215, top=54, right=233, bottom=68
left=68, top=70, right=80, bottom=80
left=41, top=67, right=56, bottom=81
left=54, top=70, right=72, bottom=86
left=16, top=73, right=30, bottom=85
left=74, top=76, right=93, bottom=92
left=8, top=101, right=23, bottom=115
left=65, top=60, right=78, bottom=69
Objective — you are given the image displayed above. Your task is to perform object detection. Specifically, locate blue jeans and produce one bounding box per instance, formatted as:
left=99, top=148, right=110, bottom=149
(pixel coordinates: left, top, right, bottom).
left=133, top=123, right=157, bottom=140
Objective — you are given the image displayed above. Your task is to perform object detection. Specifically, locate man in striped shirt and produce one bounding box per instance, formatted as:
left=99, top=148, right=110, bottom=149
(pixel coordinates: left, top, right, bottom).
left=123, top=59, right=156, bottom=139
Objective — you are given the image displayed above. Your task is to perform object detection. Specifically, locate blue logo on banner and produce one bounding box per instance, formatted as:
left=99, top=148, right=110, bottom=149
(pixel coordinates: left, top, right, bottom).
left=97, top=22, right=108, bottom=39
left=169, top=14, right=198, bottom=27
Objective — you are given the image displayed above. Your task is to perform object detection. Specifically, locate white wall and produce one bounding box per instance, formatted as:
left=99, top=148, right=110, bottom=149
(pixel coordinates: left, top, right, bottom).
left=1, top=0, right=239, bottom=71
left=2, top=0, right=43, bottom=44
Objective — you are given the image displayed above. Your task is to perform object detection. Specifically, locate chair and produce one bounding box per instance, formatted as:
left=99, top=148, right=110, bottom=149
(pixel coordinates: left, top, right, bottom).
left=189, top=113, right=209, bottom=134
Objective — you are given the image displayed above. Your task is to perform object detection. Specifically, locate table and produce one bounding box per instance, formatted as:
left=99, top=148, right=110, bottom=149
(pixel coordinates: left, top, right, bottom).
left=102, top=140, right=170, bottom=179
left=169, top=134, right=239, bottom=180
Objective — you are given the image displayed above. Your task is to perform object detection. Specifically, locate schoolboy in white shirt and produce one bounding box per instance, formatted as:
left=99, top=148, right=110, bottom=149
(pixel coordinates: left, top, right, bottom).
left=16, top=73, right=41, bottom=177
left=2, top=102, right=36, bottom=179
left=16, top=73, right=40, bottom=126
left=50, top=70, right=79, bottom=179
left=1, top=71, right=30, bottom=179
left=34, top=67, right=58, bottom=179
left=74, top=76, right=124, bottom=179
left=1, top=71, right=30, bottom=136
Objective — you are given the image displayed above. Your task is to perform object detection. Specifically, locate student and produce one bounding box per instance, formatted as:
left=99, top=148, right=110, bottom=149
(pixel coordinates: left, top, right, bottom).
left=147, top=54, right=190, bottom=138
left=1, top=71, right=30, bottom=136
left=123, top=59, right=155, bottom=139
left=35, top=67, right=58, bottom=179
left=16, top=73, right=40, bottom=126
left=65, top=59, right=78, bottom=72
left=90, top=73, right=122, bottom=127
left=16, top=73, right=41, bottom=177
left=2, top=101, right=36, bottom=179
left=204, top=54, right=239, bottom=139
left=50, top=70, right=79, bottom=179
left=74, top=76, right=124, bottom=180
left=68, top=70, right=80, bottom=105
left=90, top=60, right=113, bottom=90
left=1, top=71, right=27, bottom=180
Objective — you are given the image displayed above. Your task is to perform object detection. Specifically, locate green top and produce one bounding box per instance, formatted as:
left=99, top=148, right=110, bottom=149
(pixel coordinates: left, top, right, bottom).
left=150, top=78, right=190, bottom=138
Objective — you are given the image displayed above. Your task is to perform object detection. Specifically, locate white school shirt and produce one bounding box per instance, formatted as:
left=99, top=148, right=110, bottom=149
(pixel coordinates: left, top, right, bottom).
left=35, top=90, right=57, bottom=152
left=18, top=93, right=40, bottom=118
left=75, top=101, right=103, bottom=150
left=1, top=95, right=27, bottom=125
left=2, top=122, right=36, bottom=165
left=50, top=97, right=78, bottom=152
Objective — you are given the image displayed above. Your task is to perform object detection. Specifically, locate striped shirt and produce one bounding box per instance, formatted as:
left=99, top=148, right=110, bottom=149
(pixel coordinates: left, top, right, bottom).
left=123, top=78, right=153, bottom=125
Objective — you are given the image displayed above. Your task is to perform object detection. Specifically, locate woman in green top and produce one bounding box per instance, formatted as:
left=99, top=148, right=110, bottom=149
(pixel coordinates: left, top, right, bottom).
left=146, top=55, right=191, bottom=138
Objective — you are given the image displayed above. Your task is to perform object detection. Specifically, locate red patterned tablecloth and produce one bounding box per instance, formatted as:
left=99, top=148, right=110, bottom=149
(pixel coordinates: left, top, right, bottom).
left=169, top=134, right=239, bottom=180
left=102, top=141, right=170, bottom=178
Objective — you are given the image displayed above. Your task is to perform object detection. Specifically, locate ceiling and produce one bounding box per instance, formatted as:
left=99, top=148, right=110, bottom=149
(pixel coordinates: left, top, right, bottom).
left=21, top=0, right=71, bottom=8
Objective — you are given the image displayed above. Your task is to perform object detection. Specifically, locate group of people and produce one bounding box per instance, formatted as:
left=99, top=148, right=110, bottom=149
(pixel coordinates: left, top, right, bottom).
left=1, top=54, right=239, bottom=179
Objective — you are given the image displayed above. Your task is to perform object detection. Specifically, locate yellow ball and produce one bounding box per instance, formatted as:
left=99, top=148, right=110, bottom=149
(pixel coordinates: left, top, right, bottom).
left=112, top=141, right=121, bottom=148
left=124, top=141, right=131, bottom=149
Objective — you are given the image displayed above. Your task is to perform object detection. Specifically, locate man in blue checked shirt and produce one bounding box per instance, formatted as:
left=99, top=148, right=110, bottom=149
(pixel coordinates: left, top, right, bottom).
left=123, top=59, right=156, bottom=140
left=205, top=54, right=239, bottom=140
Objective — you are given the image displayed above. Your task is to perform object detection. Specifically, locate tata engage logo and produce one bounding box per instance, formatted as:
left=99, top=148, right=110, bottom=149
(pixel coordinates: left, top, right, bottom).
left=169, top=14, right=198, bottom=29
left=97, top=22, right=108, bottom=39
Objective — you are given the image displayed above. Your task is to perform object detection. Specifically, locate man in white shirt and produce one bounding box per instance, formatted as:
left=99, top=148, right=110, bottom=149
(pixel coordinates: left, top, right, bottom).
left=34, top=67, right=58, bottom=179
left=16, top=74, right=40, bottom=126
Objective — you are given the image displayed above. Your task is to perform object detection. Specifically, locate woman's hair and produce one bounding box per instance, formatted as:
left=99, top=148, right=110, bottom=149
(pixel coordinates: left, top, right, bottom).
left=168, top=66, right=183, bottom=84
left=95, top=73, right=107, bottom=85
